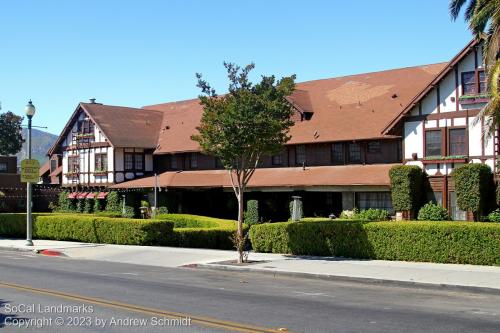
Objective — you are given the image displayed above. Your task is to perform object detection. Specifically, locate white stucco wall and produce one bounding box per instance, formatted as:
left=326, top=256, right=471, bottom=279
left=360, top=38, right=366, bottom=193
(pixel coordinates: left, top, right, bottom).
left=404, top=121, right=423, bottom=159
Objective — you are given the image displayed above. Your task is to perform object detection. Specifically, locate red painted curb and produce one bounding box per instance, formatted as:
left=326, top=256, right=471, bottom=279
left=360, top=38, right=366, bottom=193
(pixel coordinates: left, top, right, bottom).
left=39, top=249, right=64, bottom=256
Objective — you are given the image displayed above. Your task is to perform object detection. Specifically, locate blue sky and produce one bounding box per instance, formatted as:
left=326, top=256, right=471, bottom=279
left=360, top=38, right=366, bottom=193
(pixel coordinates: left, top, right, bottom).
left=0, top=0, right=472, bottom=135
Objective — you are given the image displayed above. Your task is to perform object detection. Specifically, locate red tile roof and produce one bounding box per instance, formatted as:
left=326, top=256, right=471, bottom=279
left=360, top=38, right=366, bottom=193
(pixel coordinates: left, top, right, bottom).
left=111, top=164, right=396, bottom=189
left=143, top=63, right=446, bottom=154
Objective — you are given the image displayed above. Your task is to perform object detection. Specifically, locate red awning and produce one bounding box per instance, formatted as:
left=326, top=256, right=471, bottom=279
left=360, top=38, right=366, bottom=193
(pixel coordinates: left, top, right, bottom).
left=86, top=192, right=96, bottom=199
left=67, top=192, right=78, bottom=199
left=76, top=192, right=89, bottom=199
left=97, top=192, right=108, bottom=199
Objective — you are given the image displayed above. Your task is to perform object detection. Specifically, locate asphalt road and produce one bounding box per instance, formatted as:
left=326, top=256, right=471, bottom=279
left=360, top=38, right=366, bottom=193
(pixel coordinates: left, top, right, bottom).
left=0, top=250, right=499, bottom=333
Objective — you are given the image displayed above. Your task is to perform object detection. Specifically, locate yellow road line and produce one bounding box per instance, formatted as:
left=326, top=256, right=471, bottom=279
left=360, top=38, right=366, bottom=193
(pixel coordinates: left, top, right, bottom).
left=0, top=281, right=288, bottom=333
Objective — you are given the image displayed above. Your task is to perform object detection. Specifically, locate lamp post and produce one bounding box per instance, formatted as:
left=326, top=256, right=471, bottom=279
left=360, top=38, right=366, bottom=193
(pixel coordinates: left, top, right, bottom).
left=25, top=100, right=36, bottom=246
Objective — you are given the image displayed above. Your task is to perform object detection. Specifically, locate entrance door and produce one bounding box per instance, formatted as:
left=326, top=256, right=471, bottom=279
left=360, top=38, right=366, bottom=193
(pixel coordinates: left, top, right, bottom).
left=449, top=191, right=467, bottom=221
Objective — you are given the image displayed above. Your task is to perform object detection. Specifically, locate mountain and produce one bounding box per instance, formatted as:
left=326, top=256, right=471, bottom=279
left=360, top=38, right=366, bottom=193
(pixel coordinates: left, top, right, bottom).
left=16, top=128, right=58, bottom=166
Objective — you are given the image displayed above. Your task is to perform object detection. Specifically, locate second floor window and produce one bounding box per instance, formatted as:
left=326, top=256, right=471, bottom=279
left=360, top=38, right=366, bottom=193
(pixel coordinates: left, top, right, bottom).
left=68, top=156, right=79, bottom=172
left=425, top=130, right=441, bottom=156
left=124, top=153, right=134, bottom=170
left=295, top=145, right=306, bottom=165
left=50, top=159, right=57, bottom=173
left=125, top=153, right=143, bottom=170
left=134, top=154, right=143, bottom=170
left=449, top=128, right=466, bottom=155
left=462, top=70, right=486, bottom=95
left=349, top=143, right=361, bottom=163
left=331, top=143, right=343, bottom=164
left=95, top=153, right=108, bottom=171
left=170, top=155, right=178, bottom=169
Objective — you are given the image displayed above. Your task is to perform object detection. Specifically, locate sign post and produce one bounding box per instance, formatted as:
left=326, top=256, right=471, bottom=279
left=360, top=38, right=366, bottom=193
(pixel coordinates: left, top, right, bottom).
left=21, top=158, right=39, bottom=246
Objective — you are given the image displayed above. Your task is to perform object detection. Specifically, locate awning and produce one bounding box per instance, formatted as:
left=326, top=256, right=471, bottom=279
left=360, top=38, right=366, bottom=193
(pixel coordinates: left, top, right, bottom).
left=111, top=164, right=398, bottom=190
left=97, top=192, right=108, bottom=199
left=67, top=192, right=78, bottom=199
left=86, top=192, right=96, bottom=199
left=76, top=192, right=88, bottom=199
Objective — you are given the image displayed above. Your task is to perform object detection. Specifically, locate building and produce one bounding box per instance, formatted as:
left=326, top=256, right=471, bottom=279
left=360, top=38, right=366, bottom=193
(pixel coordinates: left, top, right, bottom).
left=46, top=39, right=494, bottom=220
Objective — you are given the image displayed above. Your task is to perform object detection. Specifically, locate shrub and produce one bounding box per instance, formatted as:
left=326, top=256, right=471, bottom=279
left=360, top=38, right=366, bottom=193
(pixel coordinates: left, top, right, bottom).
left=339, top=209, right=358, bottom=219
left=157, top=207, right=168, bottom=214
left=34, top=215, right=173, bottom=245
left=488, top=209, right=500, bottom=222
left=140, top=200, right=150, bottom=208
left=76, top=199, right=85, bottom=213
left=122, top=206, right=135, bottom=218
left=84, top=198, right=94, bottom=214
left=355, top=209, right=390, bottom=221
left=57, top=191, right=74, bottom=211
left=155, top=214, right=245, bottom=250
left=452, top=163, right=493, bottom=221
left=389, top=165, right=423, bottom=212
left=245, top=200, right=259, bottom=225
left=93, top=196, right=103, bottom=212
left=497, top=184, right=500, bottom=206
left=105, top=191, right=121, bottom=212
left=249, top=220, right=500, bottom=266
left=418, top=202, right=449, bottom=221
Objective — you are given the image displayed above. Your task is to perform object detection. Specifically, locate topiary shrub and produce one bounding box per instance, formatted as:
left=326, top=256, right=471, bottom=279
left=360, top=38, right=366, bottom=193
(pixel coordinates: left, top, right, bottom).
left=105, top=191, right=121, bottom=212
left=389, top=165, right=423, bottom=215
left=84, top=198, right=93, bottom=214
left=93, top=195, right=103, bottom=212
left=417, top=202, right=449, bottom=221
left=122, top=206, right=135, bottom=218
left=245, top=200, right=259, bottom=225
left=76, top=199, right=85, bottom=213
left=57, top=190, right=74, bottom=212
left=355, top=209, right=390, bottom=221
left=488, top=209, right=500, bottom=222
left=452, top=163, right=493, bottom=221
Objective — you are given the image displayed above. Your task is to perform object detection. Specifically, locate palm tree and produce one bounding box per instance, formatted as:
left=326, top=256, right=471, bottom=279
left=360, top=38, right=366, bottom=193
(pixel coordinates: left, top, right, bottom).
left=450, top=0, right=500, bottom=134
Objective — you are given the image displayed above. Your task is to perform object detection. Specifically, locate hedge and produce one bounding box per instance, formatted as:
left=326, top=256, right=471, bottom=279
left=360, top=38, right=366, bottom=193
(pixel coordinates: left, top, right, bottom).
left=389, top=165, right=423, bottom=212
left=0, top=213, right=173, bottom=246
left=452, top=163, right=493, bottom=220
left=155, top=214, right=247, bottom=249
left=249, top=220, right=500, bottom=266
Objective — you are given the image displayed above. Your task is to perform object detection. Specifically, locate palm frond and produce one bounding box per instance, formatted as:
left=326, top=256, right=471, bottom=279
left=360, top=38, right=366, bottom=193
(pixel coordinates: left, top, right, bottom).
left=465, top=0, right=478, bottom=21
left=469, top=0, right=496, bottom=35
left=450, top=0, right=468, bottom=20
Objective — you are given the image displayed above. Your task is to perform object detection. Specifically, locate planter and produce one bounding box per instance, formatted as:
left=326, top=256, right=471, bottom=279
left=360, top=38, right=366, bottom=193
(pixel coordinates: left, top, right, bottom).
left=458, top=95, right=489, bottom=105
left=93, top=171, right=108, bottom=176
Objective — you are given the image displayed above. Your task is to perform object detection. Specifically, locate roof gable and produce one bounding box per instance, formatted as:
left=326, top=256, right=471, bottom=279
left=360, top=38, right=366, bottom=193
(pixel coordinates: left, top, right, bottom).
left=382, top=38, right=480, bottom=134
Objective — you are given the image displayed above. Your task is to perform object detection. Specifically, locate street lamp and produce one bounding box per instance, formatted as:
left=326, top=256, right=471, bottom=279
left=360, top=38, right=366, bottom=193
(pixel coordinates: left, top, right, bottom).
left=25, top=100, right=35, bottom=246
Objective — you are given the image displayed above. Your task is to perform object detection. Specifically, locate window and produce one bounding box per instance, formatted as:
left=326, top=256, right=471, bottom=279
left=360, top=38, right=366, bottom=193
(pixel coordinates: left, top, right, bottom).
left=348, top=143, right=361, bottom=163
left=95, top=153, right=108, bottom=171
left=295, top=145, right=306, bottom=165
left=0, top=162, right=7, bottom=172
left=449, top=128, right=466, bottom=155
left=170, top=156, right=178, bottom=169
left=331, top=143, right=343, bottom=164
left=124, top=153, right=134, bottom=170
left=357, top=192, right=393, bottom=213
left=68, top=156, right=79, bottom=173
left=50, top=159, right=57, bottom=173
left=134, top=154, right=143, bottom=170
left=479, top=70, right=487, bottom=93
left=462, top=71, right=476, bottom=95
left=272, top=153, right=283, bottom=166
left=367, top=141, right=381, bottom=153
left=425, top=130, right=441, bottom=156
left=426, top=192, right=443, bottom=206
left=449, top=191, right=467, bottom=220
left=190, top=153, right=198, bottom=169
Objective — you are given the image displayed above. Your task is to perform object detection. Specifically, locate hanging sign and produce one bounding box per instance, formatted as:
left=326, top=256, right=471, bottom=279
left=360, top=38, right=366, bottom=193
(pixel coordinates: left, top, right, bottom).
left=21, top=159, right=40, bottom=183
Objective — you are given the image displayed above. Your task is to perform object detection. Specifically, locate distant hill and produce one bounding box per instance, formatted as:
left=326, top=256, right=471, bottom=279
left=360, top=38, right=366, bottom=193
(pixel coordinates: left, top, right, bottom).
left=16, top=128, right=58, bottom=166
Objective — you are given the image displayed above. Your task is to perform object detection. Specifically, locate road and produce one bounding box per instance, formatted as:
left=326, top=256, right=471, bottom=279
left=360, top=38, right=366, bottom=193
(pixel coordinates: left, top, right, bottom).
left=0, top=250, right=499, bottom=333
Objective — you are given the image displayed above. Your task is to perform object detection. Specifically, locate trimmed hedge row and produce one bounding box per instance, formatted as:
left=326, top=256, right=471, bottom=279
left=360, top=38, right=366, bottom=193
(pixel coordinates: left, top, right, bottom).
left=156, top=214, right=246, bottom=250
left=0, top=213, right=173, bottom=246
left=249, top=220, right=500, bottom=266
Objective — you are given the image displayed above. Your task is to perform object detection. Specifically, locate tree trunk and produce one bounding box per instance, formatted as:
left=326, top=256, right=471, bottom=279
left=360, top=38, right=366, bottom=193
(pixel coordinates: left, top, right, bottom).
left=236, top=189, right=244, bottom=263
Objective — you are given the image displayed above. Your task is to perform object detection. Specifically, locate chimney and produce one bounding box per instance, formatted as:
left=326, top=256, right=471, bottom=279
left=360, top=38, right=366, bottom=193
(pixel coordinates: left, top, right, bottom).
left=89, top=98, right=96, bottom=104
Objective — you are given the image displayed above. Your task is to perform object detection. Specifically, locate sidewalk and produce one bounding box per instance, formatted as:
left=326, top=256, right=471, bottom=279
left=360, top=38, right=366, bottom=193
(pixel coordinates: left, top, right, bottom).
left=1, top=238, right=499, bottom=292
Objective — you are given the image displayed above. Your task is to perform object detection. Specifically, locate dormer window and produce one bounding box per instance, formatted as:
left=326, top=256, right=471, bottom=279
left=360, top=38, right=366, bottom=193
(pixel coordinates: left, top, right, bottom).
left=462, top=70, right=486, bottom=95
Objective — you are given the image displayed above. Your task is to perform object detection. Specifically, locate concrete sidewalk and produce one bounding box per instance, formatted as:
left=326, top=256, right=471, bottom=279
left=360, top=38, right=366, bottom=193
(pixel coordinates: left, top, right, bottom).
left=1, top=238, right=499, bottom=291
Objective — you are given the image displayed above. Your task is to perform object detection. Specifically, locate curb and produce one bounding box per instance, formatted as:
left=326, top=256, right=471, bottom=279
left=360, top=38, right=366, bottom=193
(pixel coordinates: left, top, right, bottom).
left=0, top=246, right=38, bottom=254
left=193, top=263, right=500, bottom=295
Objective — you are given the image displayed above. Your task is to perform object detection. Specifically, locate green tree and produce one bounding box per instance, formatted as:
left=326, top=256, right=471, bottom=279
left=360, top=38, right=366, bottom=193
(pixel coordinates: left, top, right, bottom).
left=193, top=62, right=296, bottom=263
left=0, top=111, right=24, bottom=155
left=450, top=0, right=500, bottom=134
